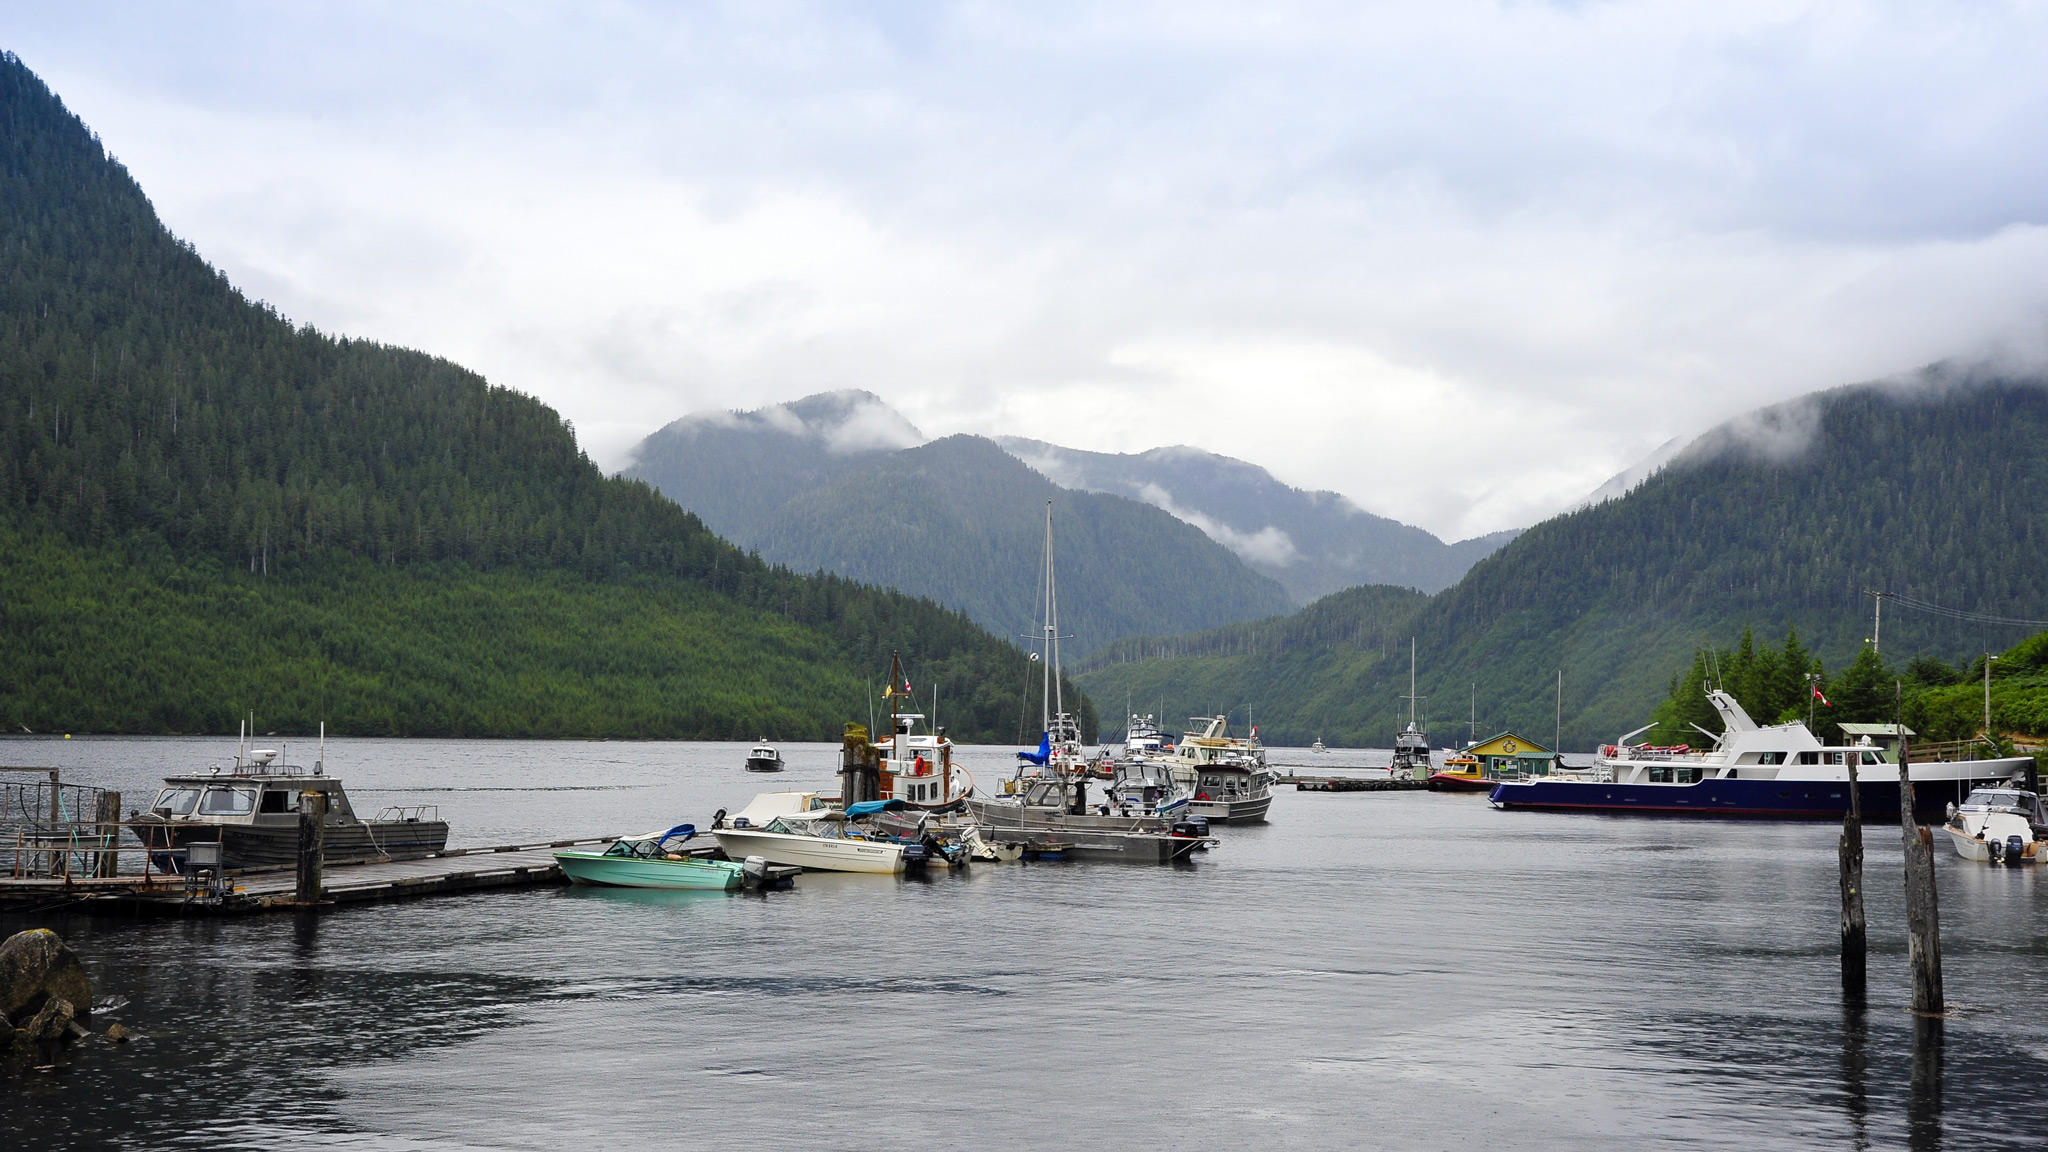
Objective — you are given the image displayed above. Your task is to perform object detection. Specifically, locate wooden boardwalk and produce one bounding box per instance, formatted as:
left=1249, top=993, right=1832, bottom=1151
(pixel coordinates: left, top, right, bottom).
left=0, top=837, right=615, bottom=915
left=1274, top=773, right=1430, bottom=792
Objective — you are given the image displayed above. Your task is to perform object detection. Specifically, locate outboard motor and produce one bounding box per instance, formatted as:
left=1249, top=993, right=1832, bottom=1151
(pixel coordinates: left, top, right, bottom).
left=1170, top=820, right=1204, bottom=839
left=1987, top=837, right=2005, bottom=865
left=1183, top=816, right=1211, bottom=837
left=730, top=815, right=751, bottom=829
left=742, top=855, right=770, bottom=885
left=901, top=841, right=930, bottom=869
left=711, top=808, right=728, bottom=830
left=2008, top=835, right=2028, bottom=864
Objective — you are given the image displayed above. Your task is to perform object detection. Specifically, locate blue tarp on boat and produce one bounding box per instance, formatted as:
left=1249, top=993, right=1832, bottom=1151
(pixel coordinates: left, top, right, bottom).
left=844, top=800, right=907, bottom=817
left=1017, top=731, right=1051, bottom=766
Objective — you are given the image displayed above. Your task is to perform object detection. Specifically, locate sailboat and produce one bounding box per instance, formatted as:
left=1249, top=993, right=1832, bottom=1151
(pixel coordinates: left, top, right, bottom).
left=1389, top=638, right=1433, bottom=781
left=958, top=502, right=1214, bottom=861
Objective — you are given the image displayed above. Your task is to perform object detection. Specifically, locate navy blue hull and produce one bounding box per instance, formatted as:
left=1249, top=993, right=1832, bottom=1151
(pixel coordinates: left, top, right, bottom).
left=1489, top=771, right=2012, bottom=821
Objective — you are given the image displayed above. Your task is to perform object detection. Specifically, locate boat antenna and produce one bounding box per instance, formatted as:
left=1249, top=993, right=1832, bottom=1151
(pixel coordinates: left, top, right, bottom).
left=1469, top=683, right=1477, bottom=747
left=317, top=721, right=326, bottom=776
left=1398, top=638, right=1425, bottom=730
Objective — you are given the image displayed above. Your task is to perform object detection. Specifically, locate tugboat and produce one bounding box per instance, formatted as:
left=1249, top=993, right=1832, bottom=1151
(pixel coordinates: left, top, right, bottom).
left=744, top=742, right=785, bottom=772
left=1943, top=787, right=2046, bottom=864
left=133, top=725, right=448, bottom=871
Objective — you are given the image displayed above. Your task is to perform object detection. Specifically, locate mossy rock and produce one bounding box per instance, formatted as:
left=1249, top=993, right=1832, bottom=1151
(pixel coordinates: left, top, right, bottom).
left=0, top=929, right=93, bottom=1025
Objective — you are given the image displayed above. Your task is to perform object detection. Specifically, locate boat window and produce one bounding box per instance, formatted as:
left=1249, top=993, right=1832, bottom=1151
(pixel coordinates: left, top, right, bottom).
left=155, top=788, right=200, bottom=815
left=198, top=787, right=256, bottom=816
left=259, top=790, right=294, bottom=814
left=1797, top=752, right=1820, bottom=765
left=1756, top=752, right=1786, bottom=765
left=1859, top=751, right=1884, bottom=766
left=1823, top=752, right=1844, bottom=765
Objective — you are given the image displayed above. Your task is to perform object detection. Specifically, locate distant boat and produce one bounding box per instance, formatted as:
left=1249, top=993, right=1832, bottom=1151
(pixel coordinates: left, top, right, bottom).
left=1389, top=640, right=1430, bottom=780
left=744, top=743, right=784, bottom=772
left=1311, top=739, right=1327, bottom=754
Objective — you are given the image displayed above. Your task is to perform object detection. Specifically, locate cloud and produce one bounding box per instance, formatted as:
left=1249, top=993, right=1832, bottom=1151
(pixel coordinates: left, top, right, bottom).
left=1133, top=483, right=1302, bottom=569
left=12, top=3, right=2048, bottom=537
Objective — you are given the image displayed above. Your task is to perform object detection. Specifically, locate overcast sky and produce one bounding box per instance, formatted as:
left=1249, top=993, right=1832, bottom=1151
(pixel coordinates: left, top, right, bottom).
left=9, top=2, right=2048, bottom=538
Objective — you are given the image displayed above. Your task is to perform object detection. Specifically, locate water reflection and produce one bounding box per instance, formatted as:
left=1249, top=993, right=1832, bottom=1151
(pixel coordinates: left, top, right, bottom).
left=1840, top=1004, right=1869, bottom=1150
left=1909, top=1013, right=1945, bottom=1152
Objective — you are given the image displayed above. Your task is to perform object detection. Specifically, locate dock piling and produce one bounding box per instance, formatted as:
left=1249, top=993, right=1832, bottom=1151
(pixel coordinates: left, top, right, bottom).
left=1895, top=685, right=1943, bottom=1014
left=296, top=790, right=326, bottom=905
left=93, top=791, right=122, bottom=879
left=1838, top=783, right=1865, bottom=1001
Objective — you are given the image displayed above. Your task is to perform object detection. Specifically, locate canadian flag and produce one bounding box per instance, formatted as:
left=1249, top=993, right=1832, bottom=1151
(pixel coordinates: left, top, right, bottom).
left=1812, top=685, right=1832, bottom=708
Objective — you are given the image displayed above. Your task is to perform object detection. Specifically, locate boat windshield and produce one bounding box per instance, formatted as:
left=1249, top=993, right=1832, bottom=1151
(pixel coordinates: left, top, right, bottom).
left=198, top=787, right=256, bottom=816
left=155, top=788, right=201, bottom=815
left=1964, top=791, right=2027, bottom=811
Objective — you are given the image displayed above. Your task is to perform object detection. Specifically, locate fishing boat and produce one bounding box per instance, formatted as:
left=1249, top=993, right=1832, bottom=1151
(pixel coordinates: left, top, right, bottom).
left=1103, top=759, right=1192, bottom=819
left=744, top=743, right=785, bottom=772
left=554, top=825, right=753, bottom=890
left=1427, top=751, right=1486, bottom=791
left=1124, top=714, right=1169, bottom=758
left=875, top=702, right=973, bottom=808
left=1160, top=716, right=1274, bottom=823
left=1488, top=690, right=2033, bottom=820
left=1388, top=640, right=1432, bottom=781
left=1943, top=787, right=2046, bottom=864
left=132, top=724, right=448, bottom=871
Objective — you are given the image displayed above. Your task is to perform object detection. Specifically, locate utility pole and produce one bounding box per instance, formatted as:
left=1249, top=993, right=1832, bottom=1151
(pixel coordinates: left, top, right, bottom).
left=1864, top=590, right=1885, bottom=656
left=1553, top=671, right=1562, bottom=760
left=1983, top=654, right=2000, bottom=743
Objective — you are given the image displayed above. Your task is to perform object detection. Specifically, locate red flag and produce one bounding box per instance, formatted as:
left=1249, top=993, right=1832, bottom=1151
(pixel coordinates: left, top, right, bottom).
left=1812, top=685, right=1832, bottom=707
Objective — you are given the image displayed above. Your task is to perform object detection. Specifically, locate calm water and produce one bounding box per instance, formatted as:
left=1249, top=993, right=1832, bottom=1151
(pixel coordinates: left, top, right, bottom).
left=5, top=735, right=2045, bottom=1150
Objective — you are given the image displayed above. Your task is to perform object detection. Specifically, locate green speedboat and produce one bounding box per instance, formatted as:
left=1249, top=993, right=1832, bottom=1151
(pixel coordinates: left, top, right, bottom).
left=554, top=824, right=749, bottom=890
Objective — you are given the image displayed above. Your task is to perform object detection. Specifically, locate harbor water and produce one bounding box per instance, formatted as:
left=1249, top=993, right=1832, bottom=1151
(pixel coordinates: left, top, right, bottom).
left=5, top=736, right=2045, bottom=1149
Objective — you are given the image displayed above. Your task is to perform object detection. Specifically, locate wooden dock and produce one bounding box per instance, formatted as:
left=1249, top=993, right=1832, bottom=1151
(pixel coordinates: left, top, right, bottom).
left=1275, top=773, right=1429, bottom=792
left=0, top=837, right=616, bottom=916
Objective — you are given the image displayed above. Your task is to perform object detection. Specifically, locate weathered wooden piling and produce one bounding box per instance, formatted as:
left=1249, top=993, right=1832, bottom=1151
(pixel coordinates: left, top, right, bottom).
left=93, top=790, right=122, bottom=879
left=296, top=790, right=326, bottom=905
left=1895, top=696, right=1943, bottom=1014
left=840, top=724, right=880, bottom=805
left=1838, top=754, right=1865, bottom=1001
left=1908, top=1011, right=1944, bottom=1150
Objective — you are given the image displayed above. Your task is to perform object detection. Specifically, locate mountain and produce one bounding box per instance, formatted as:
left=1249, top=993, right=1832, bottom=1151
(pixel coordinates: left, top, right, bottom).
left=0, top=53, right=1074, bottom=741
left=1077, top=374, right=2048, bottom=748
left=624, top=403, right=1297, bottom=656
left=998, top=438, right=1518, bottom=601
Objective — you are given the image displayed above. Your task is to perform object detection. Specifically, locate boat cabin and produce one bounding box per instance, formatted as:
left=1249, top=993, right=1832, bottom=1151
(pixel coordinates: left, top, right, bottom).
left=1957, top=788, right=2047, bottom=825
left=879, top=712, right=967, bottom=806
left=151, top=769, right=354, bottom=828
left=1836, top=723, right=1913, bottom=761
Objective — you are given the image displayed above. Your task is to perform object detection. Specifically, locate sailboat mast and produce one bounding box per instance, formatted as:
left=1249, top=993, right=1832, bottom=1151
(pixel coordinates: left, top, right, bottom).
left=1048, top=501, right=1064, bottom=722
left=1409, top=638, right=1417, bottom=725
left=1041, top=501, right=1054, bottom=732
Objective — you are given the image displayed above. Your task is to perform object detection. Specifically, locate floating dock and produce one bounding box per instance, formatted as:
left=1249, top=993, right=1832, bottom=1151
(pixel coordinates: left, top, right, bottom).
left=1275, top=773, right=1429, bottom=792
left=0, top=837, right=615, bottom=916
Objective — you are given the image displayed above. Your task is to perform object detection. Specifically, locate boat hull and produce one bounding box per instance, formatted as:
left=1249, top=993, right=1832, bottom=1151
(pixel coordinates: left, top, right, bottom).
left=710, top=829, right=905, bottom=873
left=137, top=817, right=450, bottom=871
left=1426, top=773, right=1494, bottom=793
left=1489, top=760, right=2029, bottom=821
left=554, top=851, right=744, bottom=889
left=1188, top=793, right=1271, bottom=823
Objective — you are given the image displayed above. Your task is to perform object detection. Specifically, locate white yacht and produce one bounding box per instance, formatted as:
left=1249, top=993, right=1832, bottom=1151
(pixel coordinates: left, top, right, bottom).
left=1489, top=690, right=2031, bottom=819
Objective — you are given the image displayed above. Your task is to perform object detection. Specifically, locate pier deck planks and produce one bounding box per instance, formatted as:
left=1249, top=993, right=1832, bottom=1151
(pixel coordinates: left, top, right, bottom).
left=0, top=838, right=616, bottom=914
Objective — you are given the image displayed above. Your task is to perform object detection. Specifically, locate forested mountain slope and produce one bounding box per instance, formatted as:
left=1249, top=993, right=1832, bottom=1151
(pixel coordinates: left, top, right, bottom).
left=1000, top=438, right=1516, bottom=601
left=743, top=435, right=1296, bottom=657
left=0, top=53, right=1074, bottom=740
left=625, top=400, right=1297, bottom=654
left=1079, top=377, right=2048, bottom=747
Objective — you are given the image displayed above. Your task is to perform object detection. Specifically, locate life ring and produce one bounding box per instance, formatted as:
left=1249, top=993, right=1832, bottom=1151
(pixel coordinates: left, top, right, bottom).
left=1196, top=792, right=1211, bottom=801
left=1503, top=741, right=1518, bottom=754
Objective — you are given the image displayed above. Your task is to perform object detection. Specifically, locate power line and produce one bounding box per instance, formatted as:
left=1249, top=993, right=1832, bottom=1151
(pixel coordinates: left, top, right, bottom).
left=1874, top=592, right=2048, bottom=630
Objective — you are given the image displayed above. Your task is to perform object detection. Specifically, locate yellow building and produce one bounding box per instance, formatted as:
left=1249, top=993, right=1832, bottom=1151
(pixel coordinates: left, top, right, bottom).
left=1430, top=732, right=1558, bottom=791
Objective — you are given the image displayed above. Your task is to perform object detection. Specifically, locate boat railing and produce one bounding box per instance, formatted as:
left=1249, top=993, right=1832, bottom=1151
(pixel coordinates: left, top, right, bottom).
left=374, top=805, right=441, bottom=823
left=3, top=819, right=219, bottom=883
left=1903, top=738, right=2004, bottom=764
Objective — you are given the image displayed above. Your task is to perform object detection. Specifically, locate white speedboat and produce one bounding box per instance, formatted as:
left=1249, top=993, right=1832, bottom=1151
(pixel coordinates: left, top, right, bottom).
left=710, top=793, right=907, bottom=874
left=1103, top=759, right=1192, bottom=819
left=1943, top=787, right=2046, bottom=864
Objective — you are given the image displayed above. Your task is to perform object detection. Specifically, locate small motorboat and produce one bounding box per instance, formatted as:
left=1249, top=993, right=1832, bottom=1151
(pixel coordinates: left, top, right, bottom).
left=1943, top=787, right=2046, bottom=865
left=711, top=792, right=909, bottom=873
left=554, top=825, right=757, bottom=890
left=1311, top=739, right=1327, bottom=754
left=744, top=743, right=784, bottom=772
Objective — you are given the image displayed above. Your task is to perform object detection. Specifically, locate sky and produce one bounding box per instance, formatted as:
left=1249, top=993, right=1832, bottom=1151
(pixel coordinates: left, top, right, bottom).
left=7, top=2, right=2048, bottom=539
